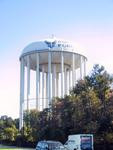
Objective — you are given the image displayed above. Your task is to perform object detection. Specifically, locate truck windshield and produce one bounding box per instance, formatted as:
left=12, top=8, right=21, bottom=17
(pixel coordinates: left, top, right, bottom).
left=81, top=136, right=92, bottom=149
left=81, top=136, right=92, bottom=145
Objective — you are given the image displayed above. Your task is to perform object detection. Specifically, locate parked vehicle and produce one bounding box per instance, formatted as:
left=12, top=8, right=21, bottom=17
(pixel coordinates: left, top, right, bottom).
left=64, top=134, right=94, bottom=150
left=36, top=140, right=68, bottom=150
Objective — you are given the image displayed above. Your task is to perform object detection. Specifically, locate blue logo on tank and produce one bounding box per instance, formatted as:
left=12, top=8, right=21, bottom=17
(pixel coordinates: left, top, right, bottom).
left=45, top=41, right=56, bottom=48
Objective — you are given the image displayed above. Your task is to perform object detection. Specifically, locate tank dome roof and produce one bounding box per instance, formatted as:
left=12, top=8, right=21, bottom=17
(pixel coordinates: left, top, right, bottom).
left=20, top=37, right=77, bottom=57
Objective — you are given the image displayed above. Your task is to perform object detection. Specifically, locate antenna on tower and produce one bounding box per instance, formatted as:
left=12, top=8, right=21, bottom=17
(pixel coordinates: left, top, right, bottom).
left=51, top=34, right=55, bottom=39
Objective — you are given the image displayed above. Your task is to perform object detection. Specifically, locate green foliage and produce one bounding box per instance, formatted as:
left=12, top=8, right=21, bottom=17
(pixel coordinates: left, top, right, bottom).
left=105, top=133, right=113, bottom=143
left=4, top=125, right=18, bottom=141
left=0, top=116, right=18, bottom=142
left=86, top=64, right=113, bottom=102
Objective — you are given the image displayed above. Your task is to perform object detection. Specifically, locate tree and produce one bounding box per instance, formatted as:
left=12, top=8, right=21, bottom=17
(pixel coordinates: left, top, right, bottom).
left=70, top=79, right=100, bottom=133
left=86, top=64, right=113, bottom=104
left=4, top=125, right=18, bottom=141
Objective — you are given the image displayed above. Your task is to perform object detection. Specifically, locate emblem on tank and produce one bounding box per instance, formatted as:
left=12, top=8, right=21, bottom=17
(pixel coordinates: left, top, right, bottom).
left=45, top=40, right=56, bottom=48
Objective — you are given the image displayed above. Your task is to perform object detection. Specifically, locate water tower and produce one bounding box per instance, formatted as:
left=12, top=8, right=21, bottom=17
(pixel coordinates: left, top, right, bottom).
left=19, top=37, right=87, bottom=129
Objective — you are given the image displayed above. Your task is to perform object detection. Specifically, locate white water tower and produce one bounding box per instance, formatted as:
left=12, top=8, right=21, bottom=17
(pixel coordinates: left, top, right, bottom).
left=19, top=37, right=87, bottom=129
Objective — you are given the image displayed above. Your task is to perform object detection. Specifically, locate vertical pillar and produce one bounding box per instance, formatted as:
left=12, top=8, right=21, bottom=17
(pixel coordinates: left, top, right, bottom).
left=42, top=65, right=44, bottom=110
left=56, top=72, right=59, bottom=97
left=48, top=51, right=51, bottom=107
left=19, top=57, right=25, bottom=130
left=69, top=68, right=71, bottom=90
left=84, top=57, right=86, bottom=77
left=53, top=64, right=56, bottom=97
left=67, top=69, right=70, bottom=95
left=36, top=53, right=40, bottom=110
left=38, top=72, right=41, bottom=110
left=64, top=67, right=67, bottom=95
left=75, top=69, right=76, bottom=83
left=44, top=71, right=46, bottom=109
left=74, top=55, right=76, bottom=83
left=27, top=55, right=30, bottom=111
left=52, top=66, right=54, bottom=98
left=72, top=53, right=75, bottom=87
left=46, top=73, right=48, bottom=107
left=61, top=51, right=64, bottom=97
left=80, top=55, right=82, bottom=79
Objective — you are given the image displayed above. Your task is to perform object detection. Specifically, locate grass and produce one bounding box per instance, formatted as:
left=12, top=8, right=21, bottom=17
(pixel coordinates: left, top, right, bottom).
left=0, top=148, right=32, bottom=150
left=0, top=149, right=31, bottom=150
left=0, top=147, right=34, bottom=150
left=0, top=149, right=27, bottom=150
left=0, top=149, right=22, bottom=150
left=0, top=145, right=35, bottom=150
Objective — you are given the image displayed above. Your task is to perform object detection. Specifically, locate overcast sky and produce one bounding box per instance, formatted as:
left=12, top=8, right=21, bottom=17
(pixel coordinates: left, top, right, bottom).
left=0, top=0, right=113, bottom=118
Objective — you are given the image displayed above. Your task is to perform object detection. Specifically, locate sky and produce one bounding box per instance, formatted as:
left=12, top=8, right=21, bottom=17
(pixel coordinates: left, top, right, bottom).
left=0, top=0, right=113, bottom=118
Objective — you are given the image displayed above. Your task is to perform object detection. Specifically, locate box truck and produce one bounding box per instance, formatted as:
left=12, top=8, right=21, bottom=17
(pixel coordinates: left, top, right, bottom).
left=64, top=134, right=94, bottom=150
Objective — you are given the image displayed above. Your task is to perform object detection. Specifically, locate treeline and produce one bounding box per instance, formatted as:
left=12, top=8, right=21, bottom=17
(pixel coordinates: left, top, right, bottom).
left=0, top=64, right=113, bottom=148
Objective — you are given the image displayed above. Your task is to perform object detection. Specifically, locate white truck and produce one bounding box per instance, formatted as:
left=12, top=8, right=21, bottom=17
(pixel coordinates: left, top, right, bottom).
left=64, top=134, right=94, bottom=150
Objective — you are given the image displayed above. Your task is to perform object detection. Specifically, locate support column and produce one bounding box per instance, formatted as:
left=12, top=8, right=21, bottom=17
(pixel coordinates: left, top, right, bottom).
left=48, top=51, right=51, bottom=107
left=36, top=53, right=40, bottom=110
left=69, top=68, right=71, bottom=90
left=72, top=53, right=75, bottom=87
left=53, top=64, right=56, bottom=97
left=39, top=72, right=41, bottom=110
left=80, top=55, right=82, bottom=79
left=42, top=65, right=44, bottom=110
left=64, top=67, right=67, bottom=95
left=61, top=51, right=64, bottom=97
left=67, top=69, right=70, bottom=95
left=46, top=73, right=48, bottom=107
left=27, top=55, right=30, bottom=111
left=75, top=69, right=76, bottom=83
left=56, top=73, right=59, bottom=97
left=74, top=55, right=76, bottom=83
left=84, top=57, right=86, bottom=77
left=19, top=57, right=25, bottom=130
